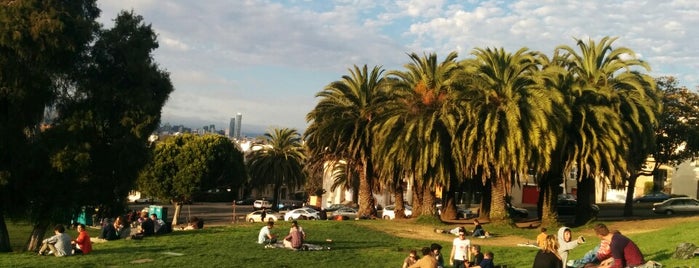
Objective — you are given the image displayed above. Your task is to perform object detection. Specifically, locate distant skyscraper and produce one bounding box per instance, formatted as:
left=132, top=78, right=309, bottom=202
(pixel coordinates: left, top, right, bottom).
left=228, top=118, right=235, bottom=138
left=209, top=124, right=215, bottom=133
left=235, top=113, right=242, bottom=139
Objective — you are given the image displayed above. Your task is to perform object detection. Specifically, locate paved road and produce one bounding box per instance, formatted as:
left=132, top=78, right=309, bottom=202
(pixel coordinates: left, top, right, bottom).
left=131, top=201, right=666, bottom=227
left=130, top=202, right=256, bottom=226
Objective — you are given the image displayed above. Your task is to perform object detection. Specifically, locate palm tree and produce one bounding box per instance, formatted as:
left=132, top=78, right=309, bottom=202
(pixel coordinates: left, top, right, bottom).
left=375, top=52, right=466, bottom=218
left=554, top=36, right=658, bottom=224
left=305, top=65, right=387, bottom=217
left=459, top=47, right=567, bottom=224
left=247, top=128, right=306, bottom=210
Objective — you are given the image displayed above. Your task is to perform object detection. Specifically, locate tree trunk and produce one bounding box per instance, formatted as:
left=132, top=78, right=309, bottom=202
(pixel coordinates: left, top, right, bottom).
left=0, top=213, right=11, bottom=252
left=574, top=177, right=595, bottom=226
left=394, top=182, right=406, bottom=219
left=489, top=177, right=508, bottom=224
left=441, top=178, right=458, bottom=220
left=26, top=220, right=50, bottom=252
left=539, top=160, right=563, bottom=227
left=172, top=203, right=182, bottom=226
left=412, top=178, right=424, bottom=215
left=623, top=173, right=639, bottom=217
left=421, top=186, right=436, bottom=216
left=480, top=179, right=491, bottom=220
left=357, top=158, right=373, bottom=218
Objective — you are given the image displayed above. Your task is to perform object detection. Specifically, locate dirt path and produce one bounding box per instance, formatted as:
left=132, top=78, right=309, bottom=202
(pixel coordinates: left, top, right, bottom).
left=358, top=215, right=699, bottom=247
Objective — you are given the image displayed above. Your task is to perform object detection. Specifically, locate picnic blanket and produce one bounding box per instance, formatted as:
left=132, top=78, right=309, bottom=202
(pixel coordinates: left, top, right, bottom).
left=265, top=242, right=330, bottom=251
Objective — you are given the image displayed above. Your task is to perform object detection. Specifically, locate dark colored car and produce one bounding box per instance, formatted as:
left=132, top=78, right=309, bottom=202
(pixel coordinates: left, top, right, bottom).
left=557, top=198, right=599, bottom=216
left=507, top=203, right=529, bottom=218
left=235, top=198, right=255, bottom=205
left=633, top=192, right=672, bottom=203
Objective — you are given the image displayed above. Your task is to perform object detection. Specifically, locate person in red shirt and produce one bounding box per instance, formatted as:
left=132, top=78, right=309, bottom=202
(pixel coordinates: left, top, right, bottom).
left=594, top=223, right=643, bottom=268
left=72, top=223, right=92, bottom=255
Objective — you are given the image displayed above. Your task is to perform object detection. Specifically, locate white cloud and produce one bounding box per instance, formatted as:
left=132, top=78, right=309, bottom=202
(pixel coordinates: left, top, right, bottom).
left=96, top=0, right=699, bottom=130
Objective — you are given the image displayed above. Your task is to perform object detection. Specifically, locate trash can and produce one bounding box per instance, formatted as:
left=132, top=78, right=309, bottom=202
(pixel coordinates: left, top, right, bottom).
left=148, top=205, right=168, bottom=221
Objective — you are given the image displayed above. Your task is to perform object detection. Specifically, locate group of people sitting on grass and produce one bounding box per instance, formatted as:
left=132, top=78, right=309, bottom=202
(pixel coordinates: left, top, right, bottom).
left=533, top=223, right=655, bottom=268
left=98, top=211, right=173, bottom=241
left=257, top=220, right=309, bottom=250
left=37, top=223, right=92, bottom=257
left=402, top=237, right=494, bottom=268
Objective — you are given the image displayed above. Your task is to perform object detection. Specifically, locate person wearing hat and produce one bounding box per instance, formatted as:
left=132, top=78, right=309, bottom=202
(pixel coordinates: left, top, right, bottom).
left=431, top=243, right=444, bottom=268
left=450, top=227, right=471, bottom=268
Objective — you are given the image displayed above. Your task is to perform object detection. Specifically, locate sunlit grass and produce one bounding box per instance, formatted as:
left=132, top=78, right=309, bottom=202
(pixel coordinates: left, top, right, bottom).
left=2, top=218, right=698, bottom=267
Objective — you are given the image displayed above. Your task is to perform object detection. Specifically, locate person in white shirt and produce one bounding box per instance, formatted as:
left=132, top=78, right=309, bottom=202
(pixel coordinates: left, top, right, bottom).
left=38, top=224, right=72, bottom=257
left=450, top=227, right=471, bottom=268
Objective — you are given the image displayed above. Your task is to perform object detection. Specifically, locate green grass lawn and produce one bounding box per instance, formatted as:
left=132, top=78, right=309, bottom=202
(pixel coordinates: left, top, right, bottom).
left=1, top=218, right=698, bottom=267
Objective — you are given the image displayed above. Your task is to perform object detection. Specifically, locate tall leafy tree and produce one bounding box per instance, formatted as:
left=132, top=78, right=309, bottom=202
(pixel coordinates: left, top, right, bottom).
left=19, top=11, right=174, bottom=250
left=555, top=37, right=655, bottom=224
left=460, top=47, right=566, bottom=224
left=0, top=0, right=99, bottom=252
left=376, top=52, right=465, bottom=218
left=305, top=65, right=386, bottom=217
left=139, top=134, right=246, bottom=225
left=247, top=128, right=306, bottom=210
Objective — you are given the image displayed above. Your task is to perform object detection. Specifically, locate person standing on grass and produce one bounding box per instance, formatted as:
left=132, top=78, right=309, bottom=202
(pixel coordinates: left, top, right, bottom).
left=72, top=224, right=92, bottom=255
left=38, top=224, right=72, bottom=257
left=450, top=227, right=471, bottom=268
left=594, top=223, right=644, bottom=268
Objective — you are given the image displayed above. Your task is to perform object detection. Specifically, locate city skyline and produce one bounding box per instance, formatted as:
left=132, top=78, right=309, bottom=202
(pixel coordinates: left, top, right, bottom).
left=97, top=1, right=699, bottom=132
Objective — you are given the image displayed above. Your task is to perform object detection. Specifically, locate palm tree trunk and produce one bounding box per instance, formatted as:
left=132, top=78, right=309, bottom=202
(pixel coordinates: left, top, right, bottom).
left=357, top=159, right=373, bottom=218
left=539, top=160, right=563, bottom=227
left=421, top=185, right=436, bottom=216
left=441, top=177, right=459, bottom=220
left=574, top=176, right=595, bottom=225
left=489, top=177, right=507, bottom=223
left=623, top=172, right=639, bottom=216
left=394, top=183, right=406, bottom=219
left=0, top=213, right=11, bottom=252
left=412, top=178, right=424, bottom=215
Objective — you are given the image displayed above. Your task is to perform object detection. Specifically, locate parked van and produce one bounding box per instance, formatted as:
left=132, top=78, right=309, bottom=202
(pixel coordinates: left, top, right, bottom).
left=253, top=200, right=271, bottom=209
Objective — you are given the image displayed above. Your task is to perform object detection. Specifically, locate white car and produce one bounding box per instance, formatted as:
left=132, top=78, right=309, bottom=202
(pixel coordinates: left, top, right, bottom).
left=382, top=205, right=412, bottom=219
left=245, top=209, right=282, bottom=222
left=283, top=208, right=320, bottom=221
left=253, top=200, right=271, bottom=209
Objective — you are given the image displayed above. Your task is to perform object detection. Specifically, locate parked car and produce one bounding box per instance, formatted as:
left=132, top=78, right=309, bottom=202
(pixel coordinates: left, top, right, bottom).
left=437, top=205, right=475, bottom=219
left=278, top=199, right=304, bottom=210
left=134, top=197, right=152, bottom=204
left=633, top=192, right=672, bottom=203
left=382, top=205, right=412, bottom=220
left=235, top=198, right=255, bottom=205
left=253, top=200, right=271, bottom=209
left=652, top=197, right=699, bottom=215
left=507, top=203, right=529, bottom=218
left=245, top=209, right=282, bottom=222
left=331, top=207, right=358, bottom=219
left=284, top=207, right=320, bottom=221
left=557, top=198, right=600, bottom=216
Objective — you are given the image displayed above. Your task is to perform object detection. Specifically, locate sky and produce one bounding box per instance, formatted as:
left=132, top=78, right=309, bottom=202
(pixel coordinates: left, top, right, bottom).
left=97, top=0, right=699, bottom=134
